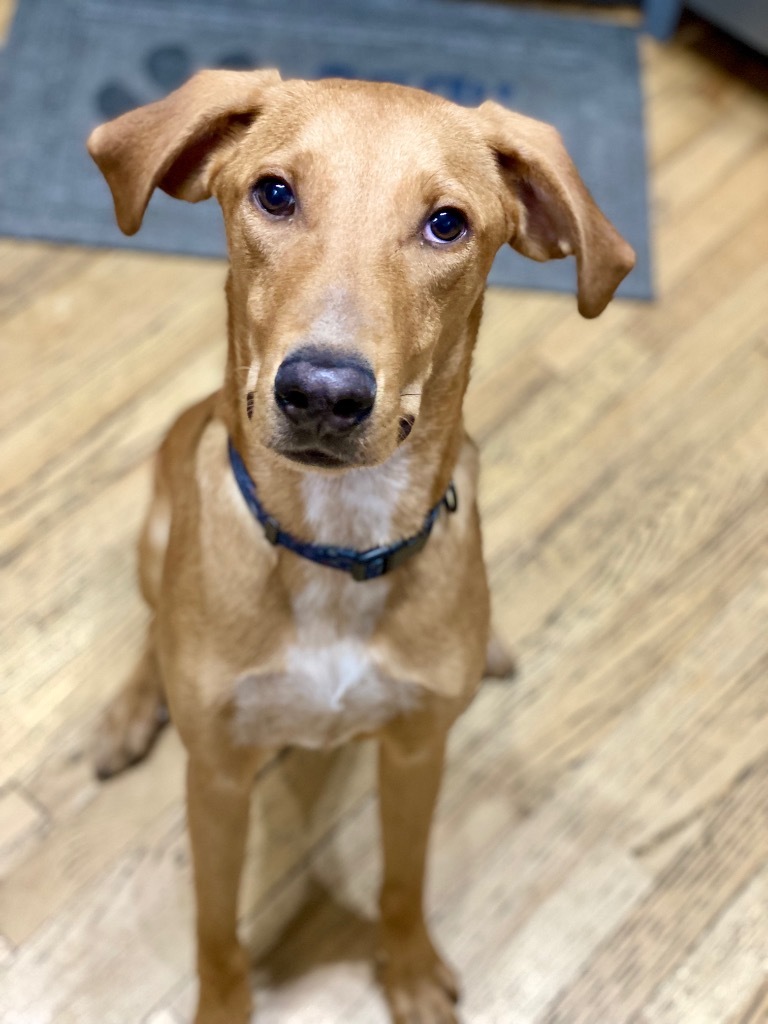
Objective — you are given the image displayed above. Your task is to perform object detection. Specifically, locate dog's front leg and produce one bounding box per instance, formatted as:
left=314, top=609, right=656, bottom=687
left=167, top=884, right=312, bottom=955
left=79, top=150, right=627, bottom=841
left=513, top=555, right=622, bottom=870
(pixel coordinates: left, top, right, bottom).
left=377, top=711, right=461, bottom=1024
left=187, top=750, right=264, bottom=1024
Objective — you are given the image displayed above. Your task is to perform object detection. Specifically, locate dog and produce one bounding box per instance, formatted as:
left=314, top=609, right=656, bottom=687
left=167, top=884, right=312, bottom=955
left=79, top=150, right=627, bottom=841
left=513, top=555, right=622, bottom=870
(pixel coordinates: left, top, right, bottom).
left=87, top=69, right=634, bottom=1024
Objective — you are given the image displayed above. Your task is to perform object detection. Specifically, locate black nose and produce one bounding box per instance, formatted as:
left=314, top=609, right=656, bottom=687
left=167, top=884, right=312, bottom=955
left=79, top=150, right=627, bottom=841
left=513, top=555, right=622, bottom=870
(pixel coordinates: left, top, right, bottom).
left=274, top=349, right=376, bottom=434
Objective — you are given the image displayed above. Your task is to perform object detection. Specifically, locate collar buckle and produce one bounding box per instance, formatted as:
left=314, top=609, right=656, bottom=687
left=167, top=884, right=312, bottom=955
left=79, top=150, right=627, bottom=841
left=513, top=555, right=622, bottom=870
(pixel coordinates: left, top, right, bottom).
left=350, top=531, right=430, bottom=582
left=350, top=548, right=389, bottom=582
left=262, top=516, right=280, bottom=545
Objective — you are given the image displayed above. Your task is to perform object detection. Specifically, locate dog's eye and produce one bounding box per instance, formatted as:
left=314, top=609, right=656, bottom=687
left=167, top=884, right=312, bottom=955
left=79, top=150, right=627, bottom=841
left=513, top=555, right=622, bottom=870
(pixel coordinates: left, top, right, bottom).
left=424, top=207, right=468, bottom=244
left=252, top=176, right=296, bottom=217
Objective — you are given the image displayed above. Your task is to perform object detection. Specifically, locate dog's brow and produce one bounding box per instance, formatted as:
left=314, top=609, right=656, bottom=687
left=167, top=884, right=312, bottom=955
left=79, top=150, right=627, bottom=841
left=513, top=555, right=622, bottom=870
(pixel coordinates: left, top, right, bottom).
left=419, top=174, right=474, bottom=207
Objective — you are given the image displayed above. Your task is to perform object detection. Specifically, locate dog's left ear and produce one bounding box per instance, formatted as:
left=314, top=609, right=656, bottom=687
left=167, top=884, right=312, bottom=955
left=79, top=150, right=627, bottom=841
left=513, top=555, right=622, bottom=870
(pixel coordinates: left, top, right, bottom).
left=478, top=101, right=635, bottom=318
left=87, top=68, right=282, bottom=235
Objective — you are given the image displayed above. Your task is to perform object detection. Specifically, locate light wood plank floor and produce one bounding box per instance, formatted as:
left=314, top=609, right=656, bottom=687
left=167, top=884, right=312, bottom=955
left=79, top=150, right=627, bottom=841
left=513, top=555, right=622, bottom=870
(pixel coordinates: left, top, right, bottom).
left=2, top=12, right=768, bottom=1024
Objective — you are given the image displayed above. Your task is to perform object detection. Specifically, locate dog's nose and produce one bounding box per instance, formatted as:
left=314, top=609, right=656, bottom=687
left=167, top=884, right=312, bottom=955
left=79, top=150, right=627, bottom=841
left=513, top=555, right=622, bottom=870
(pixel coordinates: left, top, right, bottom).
left=274, top=351, right=376, bottom=433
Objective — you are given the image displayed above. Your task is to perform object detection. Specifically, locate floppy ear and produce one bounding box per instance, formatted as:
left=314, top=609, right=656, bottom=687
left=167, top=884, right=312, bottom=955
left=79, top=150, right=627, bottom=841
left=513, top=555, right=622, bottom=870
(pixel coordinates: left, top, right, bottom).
left=478, top=101, right=635, bottom=318
left=87, top=68, right=282, bottom=235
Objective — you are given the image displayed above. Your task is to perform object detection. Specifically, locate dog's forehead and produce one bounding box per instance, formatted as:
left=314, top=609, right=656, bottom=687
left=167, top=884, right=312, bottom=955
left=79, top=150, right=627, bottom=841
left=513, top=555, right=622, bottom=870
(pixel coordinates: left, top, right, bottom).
left=255, top=78, right=493, bottom=181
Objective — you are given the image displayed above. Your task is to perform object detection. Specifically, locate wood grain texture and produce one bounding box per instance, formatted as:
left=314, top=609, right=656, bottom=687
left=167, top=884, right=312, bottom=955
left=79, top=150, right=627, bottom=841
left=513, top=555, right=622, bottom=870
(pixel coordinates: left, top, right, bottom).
left=2, top=13, right=768, bottom=1024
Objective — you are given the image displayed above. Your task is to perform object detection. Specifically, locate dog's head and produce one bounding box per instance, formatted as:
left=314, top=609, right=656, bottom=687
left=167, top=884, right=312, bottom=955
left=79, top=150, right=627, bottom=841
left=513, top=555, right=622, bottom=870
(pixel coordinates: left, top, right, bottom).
left=89, top=70, right=634, bottom=471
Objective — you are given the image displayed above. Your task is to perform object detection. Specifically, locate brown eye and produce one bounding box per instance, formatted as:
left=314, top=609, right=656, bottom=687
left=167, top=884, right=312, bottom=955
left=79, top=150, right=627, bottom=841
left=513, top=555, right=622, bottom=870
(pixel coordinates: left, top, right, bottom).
left=252, top=176, right=296, bottom=217
left=424, top=207, right=467, bottom=244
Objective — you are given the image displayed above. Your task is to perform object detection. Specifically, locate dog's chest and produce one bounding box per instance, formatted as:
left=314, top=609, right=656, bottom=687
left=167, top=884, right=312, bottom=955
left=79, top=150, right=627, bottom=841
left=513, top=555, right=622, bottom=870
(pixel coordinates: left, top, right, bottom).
left=230, top=465, right=421, bottom=749
left=231, top=577, right=418, bottom=749
left=231, top=642, right=417, bottom=750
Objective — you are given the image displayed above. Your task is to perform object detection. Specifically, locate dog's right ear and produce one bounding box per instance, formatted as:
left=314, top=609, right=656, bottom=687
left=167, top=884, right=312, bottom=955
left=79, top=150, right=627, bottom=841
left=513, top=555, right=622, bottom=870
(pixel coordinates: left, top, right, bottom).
left=87, top=68, right=281, bottom=235
left=477, top=101, right=635, bottom=318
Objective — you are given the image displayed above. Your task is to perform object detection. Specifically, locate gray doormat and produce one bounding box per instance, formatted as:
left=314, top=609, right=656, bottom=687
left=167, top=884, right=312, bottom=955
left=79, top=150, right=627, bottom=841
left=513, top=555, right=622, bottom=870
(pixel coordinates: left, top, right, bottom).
left=0, top=0, right=652, bottom=299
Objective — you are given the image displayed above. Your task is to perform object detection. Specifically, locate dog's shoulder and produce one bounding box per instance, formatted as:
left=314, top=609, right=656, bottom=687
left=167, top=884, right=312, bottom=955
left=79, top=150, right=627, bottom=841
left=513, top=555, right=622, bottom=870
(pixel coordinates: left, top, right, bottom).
left=157, top=391, right=220, bottom=493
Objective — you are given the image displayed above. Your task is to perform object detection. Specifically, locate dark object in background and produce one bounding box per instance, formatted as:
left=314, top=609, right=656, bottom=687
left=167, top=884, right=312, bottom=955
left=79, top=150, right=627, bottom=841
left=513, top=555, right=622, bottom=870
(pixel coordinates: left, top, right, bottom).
left=0, top=0, right=652, bottom=301
left=645, top=0, right=768, bottom=50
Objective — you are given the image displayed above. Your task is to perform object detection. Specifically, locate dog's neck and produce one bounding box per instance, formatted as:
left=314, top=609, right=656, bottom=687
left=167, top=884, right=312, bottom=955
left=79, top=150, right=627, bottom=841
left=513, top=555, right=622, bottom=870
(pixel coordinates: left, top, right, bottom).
left=226, top=409, right=464, bottom=552
left=221, top=303, right=481, bottom=551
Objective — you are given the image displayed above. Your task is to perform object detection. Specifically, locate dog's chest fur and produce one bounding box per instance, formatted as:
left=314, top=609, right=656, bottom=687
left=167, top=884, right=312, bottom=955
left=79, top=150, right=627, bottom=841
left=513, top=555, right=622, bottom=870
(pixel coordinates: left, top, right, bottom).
left=229, top=459, right=423, bottom=749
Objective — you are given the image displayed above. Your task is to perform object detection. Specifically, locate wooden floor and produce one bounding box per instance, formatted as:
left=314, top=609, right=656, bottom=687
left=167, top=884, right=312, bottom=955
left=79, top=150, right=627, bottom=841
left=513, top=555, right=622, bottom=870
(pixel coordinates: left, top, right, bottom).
left=2, top=12, right=768, bottom=1024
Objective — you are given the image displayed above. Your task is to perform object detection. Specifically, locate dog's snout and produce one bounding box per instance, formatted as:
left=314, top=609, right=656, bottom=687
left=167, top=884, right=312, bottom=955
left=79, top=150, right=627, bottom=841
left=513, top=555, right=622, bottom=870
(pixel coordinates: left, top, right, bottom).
left=274, top=350, right=376, bottom=433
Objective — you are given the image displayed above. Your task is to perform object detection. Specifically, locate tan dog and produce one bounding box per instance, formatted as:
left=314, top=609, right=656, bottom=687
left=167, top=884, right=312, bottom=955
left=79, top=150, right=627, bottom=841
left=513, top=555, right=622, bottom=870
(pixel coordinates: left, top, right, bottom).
left=87, top=70, right=634, bottom=1024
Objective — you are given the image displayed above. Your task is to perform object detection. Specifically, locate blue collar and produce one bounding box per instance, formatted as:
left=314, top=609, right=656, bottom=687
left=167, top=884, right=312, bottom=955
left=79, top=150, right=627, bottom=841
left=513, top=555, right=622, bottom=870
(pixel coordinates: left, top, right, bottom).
left=228, top=440, right=457, bottom=582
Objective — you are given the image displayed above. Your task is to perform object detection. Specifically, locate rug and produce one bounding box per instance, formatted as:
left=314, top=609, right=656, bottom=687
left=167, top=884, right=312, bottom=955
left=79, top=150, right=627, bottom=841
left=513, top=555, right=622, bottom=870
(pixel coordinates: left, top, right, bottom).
left=0, top=0, right=652, bottom=299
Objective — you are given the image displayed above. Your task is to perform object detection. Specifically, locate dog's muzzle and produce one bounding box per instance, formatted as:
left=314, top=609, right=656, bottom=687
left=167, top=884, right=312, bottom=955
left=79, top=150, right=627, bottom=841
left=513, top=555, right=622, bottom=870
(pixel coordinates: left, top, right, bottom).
left=272, top=346, right=376, bottom=467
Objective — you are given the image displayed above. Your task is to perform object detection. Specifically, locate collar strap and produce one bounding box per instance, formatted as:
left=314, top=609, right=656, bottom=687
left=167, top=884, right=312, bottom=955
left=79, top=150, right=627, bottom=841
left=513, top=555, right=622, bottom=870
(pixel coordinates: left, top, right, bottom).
left=228, top=440, right=457, bottom=582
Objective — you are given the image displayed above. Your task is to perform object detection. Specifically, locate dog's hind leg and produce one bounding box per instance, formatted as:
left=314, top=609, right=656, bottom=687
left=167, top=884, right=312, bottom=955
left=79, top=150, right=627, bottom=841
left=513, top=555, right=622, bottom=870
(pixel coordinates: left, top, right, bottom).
left=93, top=457, right=171, bottom=780
left=93, top=632, right=168, bottom=779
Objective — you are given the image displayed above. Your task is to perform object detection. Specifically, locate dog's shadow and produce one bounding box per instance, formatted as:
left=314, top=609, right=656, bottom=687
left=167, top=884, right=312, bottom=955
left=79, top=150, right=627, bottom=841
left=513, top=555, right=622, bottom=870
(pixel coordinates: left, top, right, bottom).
left=253, top=876, right=378, bottom=990
left=242, top=743, right=381, bottom=993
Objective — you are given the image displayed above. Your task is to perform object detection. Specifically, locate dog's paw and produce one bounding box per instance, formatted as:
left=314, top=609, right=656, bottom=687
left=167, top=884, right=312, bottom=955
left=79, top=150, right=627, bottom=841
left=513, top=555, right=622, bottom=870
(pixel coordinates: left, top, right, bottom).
left=194, top=954, right=252, bottom=1024
left=93, top=671, right=168, bottom=780
left=378, top=941, right=461, bottom=1024
left=193, top=990, right=251, bottom=1024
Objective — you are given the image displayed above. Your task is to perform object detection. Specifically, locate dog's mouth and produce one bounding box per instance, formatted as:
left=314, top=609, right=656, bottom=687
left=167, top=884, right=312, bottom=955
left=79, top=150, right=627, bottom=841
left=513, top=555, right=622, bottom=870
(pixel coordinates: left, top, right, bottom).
left=280, top=447, right=351, bottom=469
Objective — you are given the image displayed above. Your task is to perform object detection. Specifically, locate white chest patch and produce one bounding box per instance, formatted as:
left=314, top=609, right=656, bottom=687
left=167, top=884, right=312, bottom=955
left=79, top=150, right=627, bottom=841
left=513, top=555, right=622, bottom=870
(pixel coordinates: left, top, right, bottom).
left=230, top=456, right=422, bottom=749
left=231, top=638, right=421, bottom=749
left=301, top=449, right=410, bottom=549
